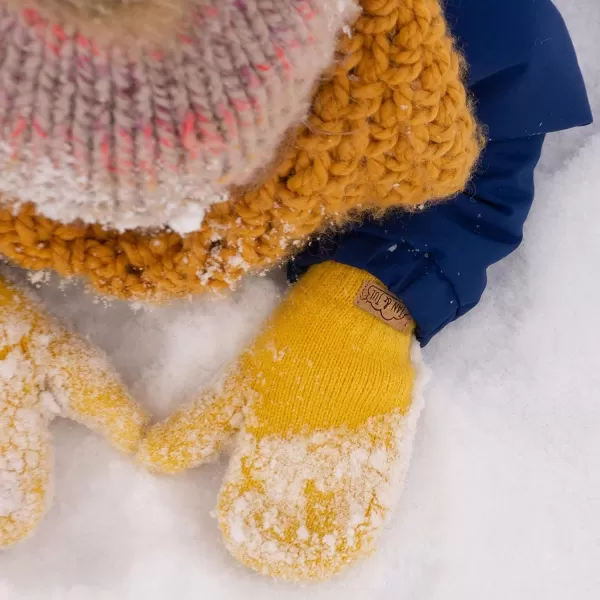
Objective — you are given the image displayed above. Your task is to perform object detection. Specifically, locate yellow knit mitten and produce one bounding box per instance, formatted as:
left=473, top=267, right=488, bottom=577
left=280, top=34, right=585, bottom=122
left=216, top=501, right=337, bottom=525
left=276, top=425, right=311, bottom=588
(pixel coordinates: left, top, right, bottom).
left=139, top=262, right=422, bottom=581
left=0, top=276, right=149, bottom=548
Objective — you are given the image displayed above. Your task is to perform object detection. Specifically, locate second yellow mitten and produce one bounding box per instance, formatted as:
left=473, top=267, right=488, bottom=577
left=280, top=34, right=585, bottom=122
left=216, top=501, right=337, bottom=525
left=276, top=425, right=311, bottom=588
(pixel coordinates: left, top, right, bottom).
left=139, top=261, right=423, bottom=581
left=0, top=275, right=149, bottom=548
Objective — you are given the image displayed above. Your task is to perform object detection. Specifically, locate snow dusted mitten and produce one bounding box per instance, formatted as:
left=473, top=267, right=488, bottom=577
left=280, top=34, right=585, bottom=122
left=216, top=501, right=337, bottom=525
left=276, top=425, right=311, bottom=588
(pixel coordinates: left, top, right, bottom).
left=139, top=262, right=423, bottom=581
left=0, top=276, right=149, bottom=547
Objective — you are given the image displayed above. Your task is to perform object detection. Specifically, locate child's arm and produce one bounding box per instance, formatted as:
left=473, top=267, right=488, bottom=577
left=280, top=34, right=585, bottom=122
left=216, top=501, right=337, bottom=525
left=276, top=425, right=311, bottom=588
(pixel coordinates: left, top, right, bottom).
left=289, top=0, right=592, bottom=345
left=290, top=135, right=544, bottom=344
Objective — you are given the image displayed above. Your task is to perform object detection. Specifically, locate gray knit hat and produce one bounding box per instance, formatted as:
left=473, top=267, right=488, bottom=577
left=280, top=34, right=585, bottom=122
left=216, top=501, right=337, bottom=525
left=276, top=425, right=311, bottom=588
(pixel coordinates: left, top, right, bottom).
left=0, top=0, right=358, bottom=232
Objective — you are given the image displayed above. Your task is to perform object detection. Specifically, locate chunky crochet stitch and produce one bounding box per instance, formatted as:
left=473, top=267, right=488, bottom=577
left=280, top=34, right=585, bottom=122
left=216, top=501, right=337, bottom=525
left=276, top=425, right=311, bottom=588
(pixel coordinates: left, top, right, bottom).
left=0, top=0, right=355, bottom=231
left=0, top=0, right=481, bottom=302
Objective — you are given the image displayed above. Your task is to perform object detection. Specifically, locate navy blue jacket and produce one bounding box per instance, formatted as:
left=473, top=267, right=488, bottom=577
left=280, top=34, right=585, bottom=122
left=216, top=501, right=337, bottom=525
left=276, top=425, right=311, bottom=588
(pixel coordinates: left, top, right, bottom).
left=289, top=0, right=592, bottom=345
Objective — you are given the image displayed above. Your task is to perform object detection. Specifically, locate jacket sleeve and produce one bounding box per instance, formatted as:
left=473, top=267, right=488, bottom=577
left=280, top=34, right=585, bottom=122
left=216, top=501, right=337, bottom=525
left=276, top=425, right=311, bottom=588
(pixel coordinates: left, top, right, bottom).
left=288, top=0, right=592, bottom=345
left=447, top=0, right=592, bottom=138
left=289, top=134, right=544, bottom=345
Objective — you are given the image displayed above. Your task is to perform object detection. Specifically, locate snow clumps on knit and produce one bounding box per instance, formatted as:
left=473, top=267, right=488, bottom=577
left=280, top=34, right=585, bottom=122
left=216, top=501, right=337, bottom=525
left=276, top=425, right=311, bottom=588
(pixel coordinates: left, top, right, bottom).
left=0, top=0, right=358, bottom=233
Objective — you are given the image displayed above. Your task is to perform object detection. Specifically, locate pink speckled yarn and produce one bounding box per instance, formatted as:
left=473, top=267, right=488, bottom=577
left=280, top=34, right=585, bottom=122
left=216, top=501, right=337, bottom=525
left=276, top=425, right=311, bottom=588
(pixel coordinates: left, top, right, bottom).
left=0, top=0, right=358, bottom=233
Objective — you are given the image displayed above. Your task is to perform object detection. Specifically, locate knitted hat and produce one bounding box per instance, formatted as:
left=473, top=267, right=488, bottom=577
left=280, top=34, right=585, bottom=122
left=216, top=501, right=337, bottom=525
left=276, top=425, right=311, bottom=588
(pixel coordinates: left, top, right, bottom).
left=0, top=0, right=357, bottom=231
left=0, top=0, right=482, bottom=301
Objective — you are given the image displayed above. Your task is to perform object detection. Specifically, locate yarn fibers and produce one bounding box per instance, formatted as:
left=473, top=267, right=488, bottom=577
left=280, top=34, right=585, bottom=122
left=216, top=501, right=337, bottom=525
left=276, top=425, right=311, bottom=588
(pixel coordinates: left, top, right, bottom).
left=0, top=0, right=481, bottom=302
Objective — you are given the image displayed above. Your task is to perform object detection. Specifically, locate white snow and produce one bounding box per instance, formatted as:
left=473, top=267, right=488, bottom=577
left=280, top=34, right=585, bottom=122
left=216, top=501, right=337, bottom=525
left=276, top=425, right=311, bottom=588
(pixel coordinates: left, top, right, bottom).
left=1, top=0, right=600, bottom=596
left=0, top=143, right=230, bottom=234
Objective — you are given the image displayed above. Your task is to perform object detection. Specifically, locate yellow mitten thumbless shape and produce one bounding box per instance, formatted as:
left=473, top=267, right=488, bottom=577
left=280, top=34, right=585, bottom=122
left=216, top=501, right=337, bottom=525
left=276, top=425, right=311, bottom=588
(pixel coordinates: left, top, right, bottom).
left=139, top=261, right=423, bottom=581
left=0, top=276, right=149, bottom=547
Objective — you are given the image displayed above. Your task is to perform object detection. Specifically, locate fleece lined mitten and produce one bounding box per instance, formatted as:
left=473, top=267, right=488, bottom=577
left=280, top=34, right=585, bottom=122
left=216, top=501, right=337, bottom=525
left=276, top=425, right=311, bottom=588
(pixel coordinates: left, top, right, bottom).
left=0, top=276, right=149, bottom=547
left=139, top=261, right=423, bottom=581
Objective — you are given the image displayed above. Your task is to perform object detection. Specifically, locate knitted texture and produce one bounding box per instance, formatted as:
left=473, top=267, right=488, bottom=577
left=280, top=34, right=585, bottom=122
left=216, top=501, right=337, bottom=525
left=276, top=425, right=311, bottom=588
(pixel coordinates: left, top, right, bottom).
left=0, top=0, right=481, bottom=302
left=0, top=0, right=355, bottom=231
left=138, top=261, right=421, bottom=580
left=0, top=274, right=149, bottom=547
left=10, top=1, right=190, bottom=44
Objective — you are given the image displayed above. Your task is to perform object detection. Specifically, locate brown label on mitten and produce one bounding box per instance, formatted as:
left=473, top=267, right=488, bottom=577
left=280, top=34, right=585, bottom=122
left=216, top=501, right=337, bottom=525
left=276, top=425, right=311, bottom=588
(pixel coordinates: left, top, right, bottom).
left=354, top=281, right=413, bottom=332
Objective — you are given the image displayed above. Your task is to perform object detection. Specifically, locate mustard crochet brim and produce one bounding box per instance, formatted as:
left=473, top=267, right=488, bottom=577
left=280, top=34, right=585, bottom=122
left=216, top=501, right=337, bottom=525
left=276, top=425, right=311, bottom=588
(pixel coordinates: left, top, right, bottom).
left=0, top=0, right=481, bottom=302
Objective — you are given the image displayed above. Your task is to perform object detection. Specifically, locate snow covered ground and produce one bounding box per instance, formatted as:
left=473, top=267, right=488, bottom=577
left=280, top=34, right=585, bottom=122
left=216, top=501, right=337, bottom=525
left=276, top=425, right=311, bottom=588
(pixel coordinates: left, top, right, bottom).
left=1, top=1, right=599, bottom=597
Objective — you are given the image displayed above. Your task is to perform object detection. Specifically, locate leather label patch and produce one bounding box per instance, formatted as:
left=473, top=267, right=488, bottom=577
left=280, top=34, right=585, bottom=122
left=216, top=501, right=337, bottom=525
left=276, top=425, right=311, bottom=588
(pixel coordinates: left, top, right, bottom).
left=354, top=281, right=413, bottom=332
